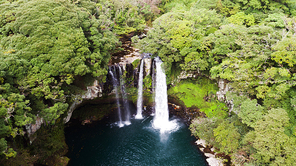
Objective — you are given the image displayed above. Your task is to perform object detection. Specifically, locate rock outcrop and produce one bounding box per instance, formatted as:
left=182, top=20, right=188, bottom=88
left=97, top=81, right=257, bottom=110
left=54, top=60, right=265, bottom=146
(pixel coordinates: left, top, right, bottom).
left=82, top=80, right=102, bottom=99
left=144, top=57, right=152, bottom=76
left=216, top=79, right=234, bottom=113
left=216, top=79, right=230, bottom=101
left=171, top=70, right=199, bottom=86
left=65, top=80, right=103, bottom=123
left=25, top=115, right=44, bottom=144
left=196, top=139, right=224, bottom=166
left=25, top=79, right=103, bottom=143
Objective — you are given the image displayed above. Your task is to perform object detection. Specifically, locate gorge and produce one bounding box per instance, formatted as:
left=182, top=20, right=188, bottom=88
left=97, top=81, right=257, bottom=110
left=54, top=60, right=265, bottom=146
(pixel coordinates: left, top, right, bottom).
left=65, top=55, right=208, bottom=166
left=2, top=0, right=296, bottom=165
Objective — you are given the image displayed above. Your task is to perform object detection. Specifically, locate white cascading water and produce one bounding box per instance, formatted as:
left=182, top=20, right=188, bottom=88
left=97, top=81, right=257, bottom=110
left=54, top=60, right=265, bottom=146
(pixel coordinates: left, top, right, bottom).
left=110, top=68, right=124, bottom=128
left=153, top=57, right=178, bottom=134
left=118, top=66, right=131, bottom=125
left=135, top=59, right=144, bottom=119
left=151, top=59, right=155, bottom=116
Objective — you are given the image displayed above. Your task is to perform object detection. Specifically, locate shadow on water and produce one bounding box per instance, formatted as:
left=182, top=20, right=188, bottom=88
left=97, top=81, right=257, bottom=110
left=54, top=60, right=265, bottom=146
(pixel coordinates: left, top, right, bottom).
left=65, top=105, right=208, bottom=166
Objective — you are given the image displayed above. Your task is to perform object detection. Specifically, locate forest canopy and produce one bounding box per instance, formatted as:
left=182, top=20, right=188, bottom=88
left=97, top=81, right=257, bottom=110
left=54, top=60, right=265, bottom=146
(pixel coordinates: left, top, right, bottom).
left=0, top=0, right=119, bottom=158
left=0, top=0, right=296, bottom=165
left=134, top=0, right=296, bottom=165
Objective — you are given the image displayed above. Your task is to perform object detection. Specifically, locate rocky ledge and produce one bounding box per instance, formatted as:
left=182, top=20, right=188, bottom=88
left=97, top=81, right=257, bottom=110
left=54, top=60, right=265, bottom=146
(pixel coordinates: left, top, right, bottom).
left=196, top=139, right=224, bottom=166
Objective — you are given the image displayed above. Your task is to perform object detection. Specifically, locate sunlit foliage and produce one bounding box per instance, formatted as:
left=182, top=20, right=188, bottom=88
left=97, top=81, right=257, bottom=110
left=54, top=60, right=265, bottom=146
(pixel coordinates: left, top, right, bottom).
left=136, top=0, right=296, bottom=165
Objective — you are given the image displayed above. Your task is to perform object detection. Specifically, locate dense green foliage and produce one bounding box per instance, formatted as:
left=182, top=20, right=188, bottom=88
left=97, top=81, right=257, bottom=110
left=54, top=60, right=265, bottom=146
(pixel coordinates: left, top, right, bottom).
left=133, top=7, right=222, bottom=75
left=135, top=0, right=296, bottom=165
left=1, top=0, right=296, bottom=165
left=168, top=78, right=228, bottom=118
left=96, top=0, right=163, bottom=34
left=0, top=0, right=119, bottom=162
left=30, top=119, right=68, bottom=165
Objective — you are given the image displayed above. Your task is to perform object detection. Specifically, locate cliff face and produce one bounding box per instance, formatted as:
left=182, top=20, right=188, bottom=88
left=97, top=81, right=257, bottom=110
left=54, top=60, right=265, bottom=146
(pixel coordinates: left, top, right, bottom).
left=25, top=37, right=153, bottom=142
left=24, top=38, right=231, bottom=165
left=26, top=51, right=232, bottom=142
left=64, top=80, right=103, bottom=124
left=25, top=116, right=44, bottom=144
left=25, top=80, right=104, bottom=143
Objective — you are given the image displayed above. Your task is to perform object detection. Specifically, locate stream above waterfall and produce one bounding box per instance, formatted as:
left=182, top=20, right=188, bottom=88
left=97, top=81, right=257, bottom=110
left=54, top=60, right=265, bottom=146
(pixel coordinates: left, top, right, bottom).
left=65, top=106, right=208, bottom=166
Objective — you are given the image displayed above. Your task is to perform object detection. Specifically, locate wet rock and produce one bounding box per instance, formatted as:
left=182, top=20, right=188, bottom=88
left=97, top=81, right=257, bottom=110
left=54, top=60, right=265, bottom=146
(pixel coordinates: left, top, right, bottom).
left=82, top=119, right=91, bottom=125
left=117, top=49, right=141, bottom=67
left=64, top=96, right=83, bottom=124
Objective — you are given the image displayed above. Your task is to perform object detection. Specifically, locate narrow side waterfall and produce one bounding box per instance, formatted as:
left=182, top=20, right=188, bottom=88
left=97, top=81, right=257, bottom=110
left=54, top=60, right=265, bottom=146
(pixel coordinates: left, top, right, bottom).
left=118, top=66, right=131, bottom=125
left=151, top=59, right=156, bottom=116
left=109, top=68, right=124, bottom=127
left=135, top=59, right=144, bottom=119
left=153, top=57, right=178, bottom=133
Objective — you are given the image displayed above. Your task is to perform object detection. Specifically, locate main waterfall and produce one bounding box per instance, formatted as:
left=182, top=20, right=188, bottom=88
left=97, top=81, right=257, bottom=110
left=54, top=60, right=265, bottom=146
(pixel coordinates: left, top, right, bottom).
left=152, top=57, right=179, bottom=133
left=135, top=59, right=144, bottom=119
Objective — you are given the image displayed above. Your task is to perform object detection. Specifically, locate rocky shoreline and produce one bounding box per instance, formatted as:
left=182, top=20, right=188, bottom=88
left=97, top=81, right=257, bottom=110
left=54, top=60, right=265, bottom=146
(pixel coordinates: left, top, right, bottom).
left=196, top=139, right=224, bottom=166
left=64, top=32, right=231, bottom=166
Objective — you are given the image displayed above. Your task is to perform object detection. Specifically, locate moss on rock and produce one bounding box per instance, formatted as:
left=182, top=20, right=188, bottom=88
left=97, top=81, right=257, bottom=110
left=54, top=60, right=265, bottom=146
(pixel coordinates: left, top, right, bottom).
left=168, top=77, right=228, bottom=119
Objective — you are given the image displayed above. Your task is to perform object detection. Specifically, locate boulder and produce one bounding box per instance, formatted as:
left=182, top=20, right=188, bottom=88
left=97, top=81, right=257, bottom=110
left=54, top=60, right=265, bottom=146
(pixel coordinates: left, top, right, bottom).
left=196, top=139, right=206, bottom=148
left=206, top=157, right=223, bottom=166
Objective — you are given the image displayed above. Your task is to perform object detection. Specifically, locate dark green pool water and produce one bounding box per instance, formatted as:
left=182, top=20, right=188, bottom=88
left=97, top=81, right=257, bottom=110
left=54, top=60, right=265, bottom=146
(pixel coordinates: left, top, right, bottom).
left=65, top=116, right=208, bottom=166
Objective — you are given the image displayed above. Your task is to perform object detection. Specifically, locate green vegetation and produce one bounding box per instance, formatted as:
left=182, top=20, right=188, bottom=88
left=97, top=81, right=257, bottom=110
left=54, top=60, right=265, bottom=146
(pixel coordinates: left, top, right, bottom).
left=95, top=0, right=163, bottom=34
left=30, top=119, right=68, bottom=165
left=134, top=0, right=296, bottom=165
left=0, top=0, right=119, bottom=163
left=168, top=78, right=228, bottom=118
left=133, top=7, right=222, bottom=76
left=126, top=85, right=153, bottom=107
left=131, top=59, right=141, bottom=68
left=1, top=0, right=296, bottom=165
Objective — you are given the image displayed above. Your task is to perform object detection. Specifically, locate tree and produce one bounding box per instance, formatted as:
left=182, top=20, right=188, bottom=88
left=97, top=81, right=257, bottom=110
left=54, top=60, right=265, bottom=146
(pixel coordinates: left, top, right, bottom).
left=251, top=108, right=296, bottom=165
left=133, top=7, right=222, bottom=75
left=227, top=12, right=255, bottom=26
left=238, top=98, right=265, bottom=128
left=96, top=0, right=157, bottom=35
left=190, top=117, right=222, bottom=148
left=214, top=120, right=241, bottom=154
left=208, top=23, right=296, bottom=101
left=0, top=0, right=118, bottom=158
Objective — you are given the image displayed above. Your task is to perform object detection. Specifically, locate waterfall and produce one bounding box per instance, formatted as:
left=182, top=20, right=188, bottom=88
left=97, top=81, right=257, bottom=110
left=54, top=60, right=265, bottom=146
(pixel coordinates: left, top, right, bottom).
left=135, top=59, right=144, bottom=119
left=151, top=59, right=156, bottom=116
left=153, top=57, right=178, bottom=133
left=118, top=66, right=131, bottom=125
left=109, top=68, right=124, bottom=128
